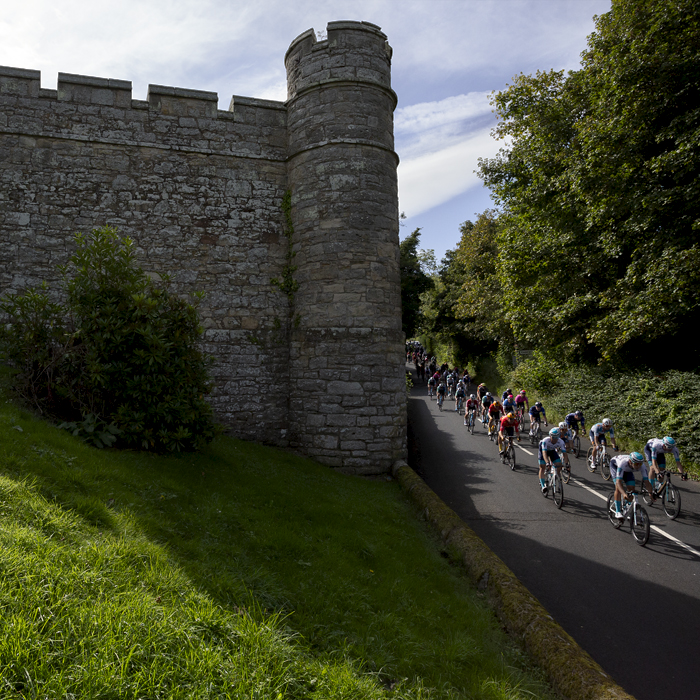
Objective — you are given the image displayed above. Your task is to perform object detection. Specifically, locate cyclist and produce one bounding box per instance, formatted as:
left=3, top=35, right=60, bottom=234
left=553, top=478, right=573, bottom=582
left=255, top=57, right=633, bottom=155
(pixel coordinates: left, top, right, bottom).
left=446, top=372, right=455, bottom=398
left=558, top=421, right=573, bottom=469
left=538, top=427, right=566, bottom=493
left=476, top=383, right=488, bottom=402
left=427, top=373, right=436, bottom=398
left=488, top=398, right=503, bottom=436
left=514, top=390, right=529, bottom=424
left=436, top=380, right=447, bottom=407
left=454, top=382, right=467, bottom=413
left=565, top=410, right=586, bottom=441
left=480, top=391, right=494, bottom=424
left=503, top=392, right=516, bottom=416
left=644, top=435, right=688, bottom=485
left=464, top=394, right=479, bottom=427
left=610, top=452, right=650, bottom=519
left=528, top=401, right=548, bottom=435
left=501, top=387, right=512, bottom=403
left=589, top=418, right=618, bottom=468
left=498, top=412, right=520, bottom=456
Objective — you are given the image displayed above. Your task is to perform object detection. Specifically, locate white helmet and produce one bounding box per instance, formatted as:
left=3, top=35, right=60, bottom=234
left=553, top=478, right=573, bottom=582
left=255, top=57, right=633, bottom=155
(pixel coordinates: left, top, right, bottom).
left=602, top=418, right=612, bottom=428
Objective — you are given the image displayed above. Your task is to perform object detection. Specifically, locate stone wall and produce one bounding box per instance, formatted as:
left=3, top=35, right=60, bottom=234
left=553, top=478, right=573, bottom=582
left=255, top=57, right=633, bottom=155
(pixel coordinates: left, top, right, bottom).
left=0, top=21, right=406, bottom=474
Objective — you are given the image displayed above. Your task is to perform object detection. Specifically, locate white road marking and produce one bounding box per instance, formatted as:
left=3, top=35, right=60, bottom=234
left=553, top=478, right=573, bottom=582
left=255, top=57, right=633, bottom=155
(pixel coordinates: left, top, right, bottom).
left=516, top=445, right=534, bottom=456
left=570, top=476, right=700, bottom=560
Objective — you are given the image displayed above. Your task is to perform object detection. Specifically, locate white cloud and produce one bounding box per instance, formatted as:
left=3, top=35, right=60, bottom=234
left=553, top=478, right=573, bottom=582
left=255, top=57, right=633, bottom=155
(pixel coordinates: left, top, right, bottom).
left=395, top=93, right=492, bottom=134
left=398, top=127, right=501, bottom=218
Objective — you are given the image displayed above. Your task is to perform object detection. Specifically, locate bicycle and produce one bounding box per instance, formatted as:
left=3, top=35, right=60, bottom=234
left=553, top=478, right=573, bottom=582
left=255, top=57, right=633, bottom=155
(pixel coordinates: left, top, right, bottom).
left=529, top=420, right=543, bottom=445
left=456, top=395, right=464, bottom=415
left=587, top=443, right=612, bottom=480
left=642, top=468, right=681, bottom=520
left=488, top=418, right=497, bottom=442
left=428, top=385, right=435, bottom=400
left=558, top=448, right=572, bottom=484
left=606, top=488, right=650, bottom=546
left=571, top=429, right=581, bottom=459
left=501, top=435, right=517, bottom=470
left=465, top=409, right=476, bottom=434
left=543, top=464, right=564, bottom=508
left=437, top=393, right=444, bottom=411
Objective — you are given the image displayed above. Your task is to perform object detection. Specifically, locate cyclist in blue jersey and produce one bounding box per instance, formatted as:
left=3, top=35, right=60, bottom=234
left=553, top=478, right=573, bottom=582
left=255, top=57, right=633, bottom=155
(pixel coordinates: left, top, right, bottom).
left=589, top=418, right=618, bottom=468
left=528, top=401, right=548, bottom=434
left=644, top=436, right=688, bottom=483
left=565, top=410, right=585, bottom=437
left=610, top=452, right=650, bottom=519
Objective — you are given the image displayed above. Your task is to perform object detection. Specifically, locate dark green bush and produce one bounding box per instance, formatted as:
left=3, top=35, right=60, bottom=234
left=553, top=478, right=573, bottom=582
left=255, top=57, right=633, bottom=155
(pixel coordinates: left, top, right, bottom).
left=507, top=351, right=699, bottom=470
left=0, top=226, right=217, bottom=452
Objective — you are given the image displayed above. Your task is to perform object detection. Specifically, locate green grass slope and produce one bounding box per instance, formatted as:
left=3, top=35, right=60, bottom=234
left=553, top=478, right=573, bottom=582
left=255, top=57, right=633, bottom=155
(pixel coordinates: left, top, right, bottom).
left=0, top=397, right=555, bottom=700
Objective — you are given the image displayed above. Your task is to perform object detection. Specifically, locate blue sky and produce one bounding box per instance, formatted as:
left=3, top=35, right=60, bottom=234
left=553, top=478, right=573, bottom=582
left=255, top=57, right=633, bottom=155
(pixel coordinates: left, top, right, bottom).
left=1, top=0, right=611, bottom=261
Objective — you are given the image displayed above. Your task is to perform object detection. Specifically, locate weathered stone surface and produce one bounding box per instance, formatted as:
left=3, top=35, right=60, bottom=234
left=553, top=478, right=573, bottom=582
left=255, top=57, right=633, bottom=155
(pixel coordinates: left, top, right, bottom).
left=0, top=21, right=406, bottom=473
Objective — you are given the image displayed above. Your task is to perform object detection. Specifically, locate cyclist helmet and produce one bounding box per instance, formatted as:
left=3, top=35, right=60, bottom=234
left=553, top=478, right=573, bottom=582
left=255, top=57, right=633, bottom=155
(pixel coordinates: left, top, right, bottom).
left=575, top=410, right=583, bottom=419
left=520, top=389, right=527, bottom=395
left=508, top=394, right=514, bottom=399
left=470, top=394, right=476, bottom=400
left=602, top=418, right=612, bottom=428
left=629, top=452, right=644, bottom=468
left=507, top=412, right=515, bottom=419
left=505, top=388, right=511, bottom=395
left=535, top=401, right=542, bottom=408
left=662, top=436, right=676, bottom=450
left=549, top=427, right=560, bottom=439
left=486, top=392, right=492, bottom=398
left=558, top=422, right=567, bottom=431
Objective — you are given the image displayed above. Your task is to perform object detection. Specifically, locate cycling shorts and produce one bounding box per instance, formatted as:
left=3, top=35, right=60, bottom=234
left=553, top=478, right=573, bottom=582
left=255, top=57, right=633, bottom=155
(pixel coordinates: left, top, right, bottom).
left=501, top=426, right=515, bottom=437
left=538, top=449, right=561, bottom=466
left=613, top=469, right=636, bottom=486
left=589, top=430, right=607, bottom=445
left=643, top=446, right=666, bottom=467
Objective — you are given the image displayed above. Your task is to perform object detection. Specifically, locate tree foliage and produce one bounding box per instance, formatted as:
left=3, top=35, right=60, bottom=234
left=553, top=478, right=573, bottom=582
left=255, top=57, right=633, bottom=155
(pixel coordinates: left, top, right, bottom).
left=399, top=228, right=434, bottom=338
left=0, top=227, right=217, bottom=452
left=478, top=0, right=700, bottom=367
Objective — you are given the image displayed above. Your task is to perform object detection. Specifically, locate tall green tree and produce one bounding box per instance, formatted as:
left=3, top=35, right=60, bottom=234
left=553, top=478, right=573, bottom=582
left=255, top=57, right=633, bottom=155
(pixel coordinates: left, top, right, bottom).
left=479, top=0, right=700, bottom=366
left=399, top=228, right=434, bottom=338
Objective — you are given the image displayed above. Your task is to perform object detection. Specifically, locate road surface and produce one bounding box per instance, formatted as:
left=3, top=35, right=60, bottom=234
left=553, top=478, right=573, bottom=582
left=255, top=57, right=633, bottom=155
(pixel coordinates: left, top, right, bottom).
left=406, top=366, right=700, bottom=700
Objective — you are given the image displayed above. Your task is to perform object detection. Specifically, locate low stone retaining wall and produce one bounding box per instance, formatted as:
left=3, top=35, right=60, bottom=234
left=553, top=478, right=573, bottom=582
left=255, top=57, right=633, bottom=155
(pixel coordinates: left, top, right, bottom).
left=391, top=461, right=636, bottom=700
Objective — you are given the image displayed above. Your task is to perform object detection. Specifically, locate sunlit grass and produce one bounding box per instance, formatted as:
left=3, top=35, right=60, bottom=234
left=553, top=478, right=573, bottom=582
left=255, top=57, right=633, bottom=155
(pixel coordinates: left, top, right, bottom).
left=0, top=397, right=555, bottom=699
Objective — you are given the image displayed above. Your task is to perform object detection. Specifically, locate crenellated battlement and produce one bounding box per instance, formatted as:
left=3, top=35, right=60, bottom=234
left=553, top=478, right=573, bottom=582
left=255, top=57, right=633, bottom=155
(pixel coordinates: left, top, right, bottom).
left=0, top=65, right=286, bottom=121
left=0, top=22, right=406, bottom=475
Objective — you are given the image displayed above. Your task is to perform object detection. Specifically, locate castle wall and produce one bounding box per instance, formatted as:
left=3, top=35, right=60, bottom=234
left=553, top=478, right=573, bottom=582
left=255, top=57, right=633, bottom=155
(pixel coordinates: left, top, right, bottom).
left=0, top=67, right=291, bottom=444
left=0, top=21, right=406, bottom=473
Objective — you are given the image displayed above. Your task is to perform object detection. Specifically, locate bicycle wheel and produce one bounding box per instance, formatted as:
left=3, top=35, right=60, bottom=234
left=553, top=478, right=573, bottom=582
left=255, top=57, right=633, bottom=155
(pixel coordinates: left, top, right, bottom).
left=529, top=429, right=537, bottom=446
left=662, top=483, right=681, bottom=520
left=631, top=505, right=650, bottom=546
left=601, top=453, right=611, bottom=481
left=562, top=462, right=571, bottom=484
left=469, top=415, right=475, bottom=435
left=573, top=435, right=581, bottom=459
left=507, top=445, right=516, bottom=470
left=586, top=447, right=596, bottom=473
left=607, top=492, right=623, bottom=529
left=553, top=473, right=564, bottom=508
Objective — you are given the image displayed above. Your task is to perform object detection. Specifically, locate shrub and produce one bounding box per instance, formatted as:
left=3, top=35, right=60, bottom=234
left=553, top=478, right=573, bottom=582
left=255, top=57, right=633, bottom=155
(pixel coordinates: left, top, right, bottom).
left=506, top=351, right=699, bottom=470
left=0, top=227, right=217, bottom=452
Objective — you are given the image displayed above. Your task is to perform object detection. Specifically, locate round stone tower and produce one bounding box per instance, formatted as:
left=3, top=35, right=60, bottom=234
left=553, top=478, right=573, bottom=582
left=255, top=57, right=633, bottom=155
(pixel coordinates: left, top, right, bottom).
left=285, top=20, right=406, bottom=474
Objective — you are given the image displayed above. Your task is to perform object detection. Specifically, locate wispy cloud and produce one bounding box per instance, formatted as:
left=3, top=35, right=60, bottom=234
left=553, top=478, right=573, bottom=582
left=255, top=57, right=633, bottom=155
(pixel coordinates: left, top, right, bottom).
left=398, top=127, right=500, bottom=218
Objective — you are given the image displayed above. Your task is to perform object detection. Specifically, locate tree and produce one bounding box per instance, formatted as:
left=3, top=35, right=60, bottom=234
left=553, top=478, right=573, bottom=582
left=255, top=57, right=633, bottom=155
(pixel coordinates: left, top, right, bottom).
left=478, top=0, right=700, bottom=366
left=0, top=227, right=217, bottom=451
left=399, top=228, right=434, bottom=338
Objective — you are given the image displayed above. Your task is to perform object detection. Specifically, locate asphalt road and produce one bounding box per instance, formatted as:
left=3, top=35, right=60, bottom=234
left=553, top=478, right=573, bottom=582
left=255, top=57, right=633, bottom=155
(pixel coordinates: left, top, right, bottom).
left=406, top=365, right=700, bottom=700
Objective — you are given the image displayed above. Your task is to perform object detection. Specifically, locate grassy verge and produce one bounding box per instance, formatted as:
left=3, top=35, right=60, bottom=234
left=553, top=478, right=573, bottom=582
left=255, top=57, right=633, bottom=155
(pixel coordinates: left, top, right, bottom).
left=0, top=395, right=556, bottom=699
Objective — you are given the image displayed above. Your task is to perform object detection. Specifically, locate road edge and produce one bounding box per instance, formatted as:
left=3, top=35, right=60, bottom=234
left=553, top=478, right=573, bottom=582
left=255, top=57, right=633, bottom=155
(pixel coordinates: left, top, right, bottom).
left=391, top=459, right=636, bottom=700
